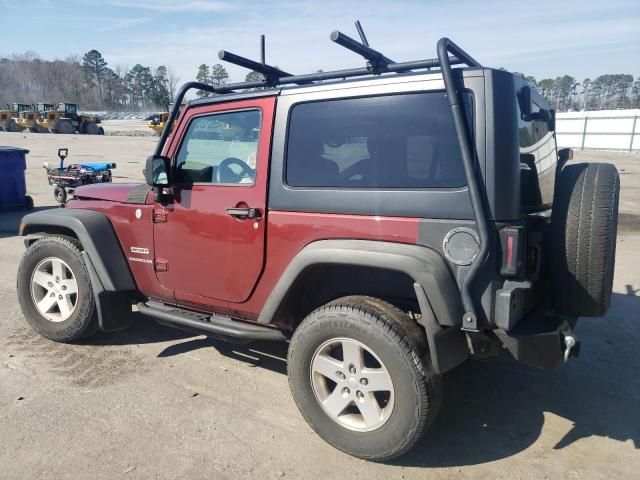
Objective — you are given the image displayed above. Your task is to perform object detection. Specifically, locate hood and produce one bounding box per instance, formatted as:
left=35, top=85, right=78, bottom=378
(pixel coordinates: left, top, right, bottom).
left=72, top=183, right=148, bottom=203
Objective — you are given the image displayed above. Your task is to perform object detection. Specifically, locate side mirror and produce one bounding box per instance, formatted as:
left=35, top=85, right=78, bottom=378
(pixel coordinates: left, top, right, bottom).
left=547, top=108, right=556, bottom=132
left=517, top=86, right=532, bottom=118
left=144, top=155, right=170, bottom=187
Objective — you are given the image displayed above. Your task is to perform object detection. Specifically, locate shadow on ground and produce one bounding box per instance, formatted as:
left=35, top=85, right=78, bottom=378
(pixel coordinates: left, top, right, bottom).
left=82, top=290, right=639, bottom=468
left=0, top=207, right=53, bottom=238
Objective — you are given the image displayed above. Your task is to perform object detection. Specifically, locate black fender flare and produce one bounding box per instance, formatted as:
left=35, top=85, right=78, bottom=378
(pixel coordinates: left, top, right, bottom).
left=257, top=240, right=468, bottom=373
left=258, top=239, right=464, bottom=327
left=20, top=208, right=136, bottom=292
left=20, top=209, right=137, bottom=332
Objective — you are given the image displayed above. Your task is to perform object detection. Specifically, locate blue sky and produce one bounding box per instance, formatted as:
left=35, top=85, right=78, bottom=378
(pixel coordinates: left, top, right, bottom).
left=1, top=0, right=639, bottom=86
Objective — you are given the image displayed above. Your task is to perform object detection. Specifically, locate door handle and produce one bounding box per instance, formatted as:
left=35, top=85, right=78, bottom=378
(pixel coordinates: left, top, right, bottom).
left=226, top=207, right=261, bottom=219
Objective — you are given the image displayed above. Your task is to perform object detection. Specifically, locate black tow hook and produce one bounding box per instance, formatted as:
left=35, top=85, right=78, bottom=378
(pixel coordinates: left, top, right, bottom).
left=563, top=335, right=581, bottom=362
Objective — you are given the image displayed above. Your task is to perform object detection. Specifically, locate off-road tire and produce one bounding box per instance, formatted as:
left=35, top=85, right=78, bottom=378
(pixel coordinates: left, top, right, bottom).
left=7, top=119, right=23, bottom=132
left=57, top=120, right=74, bottom=134
left=288, top=295, right=441, bottom=461
left=551, top=162, right=620, bottom=316
left=17, top=235, right=99, bottom=342
left=85, top=122, right=100, bottom=135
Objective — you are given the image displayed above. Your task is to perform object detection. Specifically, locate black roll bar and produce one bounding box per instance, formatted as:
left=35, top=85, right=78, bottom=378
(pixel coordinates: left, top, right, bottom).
left=155, top=82, right=213, bottom=156
left=437, top=37, right=491, bottom=331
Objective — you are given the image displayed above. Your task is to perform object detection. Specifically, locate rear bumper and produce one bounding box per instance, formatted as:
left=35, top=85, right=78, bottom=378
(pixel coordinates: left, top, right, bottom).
left=494, top=310, right=579, bottom=369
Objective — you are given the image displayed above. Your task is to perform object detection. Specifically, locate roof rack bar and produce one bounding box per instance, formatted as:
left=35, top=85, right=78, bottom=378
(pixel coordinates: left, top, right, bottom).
left=436, top=37, right=489, bottom=331
left=251, top=56, right=462, bottom=86
left=218, top=50, right=293, bottom=83
left=330, top=30, right=394, bottom=71
left=157, top=35, right=482, bottom=157
left=385, top=56, right=463, bottom=71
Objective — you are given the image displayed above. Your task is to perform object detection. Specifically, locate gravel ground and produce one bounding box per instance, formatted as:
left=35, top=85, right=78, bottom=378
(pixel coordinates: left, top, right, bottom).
left=0, top=131, right=639, bottom=479
left=101, top=120, right=157, bottom=137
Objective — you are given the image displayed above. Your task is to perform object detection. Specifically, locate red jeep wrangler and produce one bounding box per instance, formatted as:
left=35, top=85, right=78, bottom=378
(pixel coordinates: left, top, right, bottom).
left=16, top=31, right=619, bottom=461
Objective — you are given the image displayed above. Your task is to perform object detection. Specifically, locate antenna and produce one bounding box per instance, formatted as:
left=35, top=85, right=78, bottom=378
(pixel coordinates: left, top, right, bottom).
left=355, top=20, right=369, bottom=47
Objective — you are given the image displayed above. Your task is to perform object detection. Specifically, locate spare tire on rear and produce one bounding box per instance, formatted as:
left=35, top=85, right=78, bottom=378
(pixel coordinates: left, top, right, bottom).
left=551, top=162, right=619, bottom=317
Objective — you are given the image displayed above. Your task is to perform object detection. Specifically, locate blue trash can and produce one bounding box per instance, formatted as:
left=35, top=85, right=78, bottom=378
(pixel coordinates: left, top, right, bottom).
left=0, top=146, right=34, bottom=211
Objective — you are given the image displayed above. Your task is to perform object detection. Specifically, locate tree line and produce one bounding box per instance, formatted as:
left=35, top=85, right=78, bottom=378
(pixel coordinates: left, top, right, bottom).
left=0, top=50, right=180, bottom=111
left=515, top=72, right=640, bottom=111
left=2, top=48, right=639, bottom=112
left=194, top=63, right=266, bottom=97
left=193, top=66, right=640, bottom=112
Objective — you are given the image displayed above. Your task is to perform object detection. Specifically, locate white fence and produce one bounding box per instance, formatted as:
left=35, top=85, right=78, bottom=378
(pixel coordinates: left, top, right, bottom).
left=555, top=109, right=640, bottom=152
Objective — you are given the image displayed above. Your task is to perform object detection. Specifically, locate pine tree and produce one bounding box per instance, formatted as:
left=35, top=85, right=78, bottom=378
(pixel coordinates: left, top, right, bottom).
left=196, top=64, right=211, bottom=97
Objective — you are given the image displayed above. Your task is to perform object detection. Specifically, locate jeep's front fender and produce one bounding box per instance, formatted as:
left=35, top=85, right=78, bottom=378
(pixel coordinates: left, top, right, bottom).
left=20, top=208, right=136, bottom=292
left=258, top=239, right=464, bottom=327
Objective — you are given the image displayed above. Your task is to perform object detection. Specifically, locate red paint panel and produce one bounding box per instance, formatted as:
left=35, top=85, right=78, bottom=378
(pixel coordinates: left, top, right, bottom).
left=227, top=211, right=419, bottom=320
left=66, top=199, right=173, bottom=301
left=153, top=97, right=276, bottom=304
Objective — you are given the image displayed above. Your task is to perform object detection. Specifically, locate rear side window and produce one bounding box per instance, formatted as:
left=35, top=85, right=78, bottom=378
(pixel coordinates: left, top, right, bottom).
left=517, top=92, right=557, bottom=209
left=285, top=92, right=466, bottom=189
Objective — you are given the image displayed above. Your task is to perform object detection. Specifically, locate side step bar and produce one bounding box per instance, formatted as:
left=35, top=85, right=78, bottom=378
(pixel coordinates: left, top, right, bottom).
left=137, top=301, right=287, bottom=342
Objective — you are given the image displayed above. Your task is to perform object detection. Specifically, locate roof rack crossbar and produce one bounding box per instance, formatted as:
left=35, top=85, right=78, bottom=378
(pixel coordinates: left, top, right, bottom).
left=218, top=50, right=293, bottom=85
left=330, top=30, right=395, bottom=73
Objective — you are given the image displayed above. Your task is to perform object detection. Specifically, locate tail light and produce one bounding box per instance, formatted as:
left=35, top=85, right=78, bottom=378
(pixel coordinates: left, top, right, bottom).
left=499, top=226, right=525, bottom=277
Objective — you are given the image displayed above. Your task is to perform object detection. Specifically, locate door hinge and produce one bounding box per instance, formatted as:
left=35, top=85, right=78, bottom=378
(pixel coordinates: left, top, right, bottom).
left=153, top=208, right=168, bottom=223
left=155, top=258, right=168, bottom=272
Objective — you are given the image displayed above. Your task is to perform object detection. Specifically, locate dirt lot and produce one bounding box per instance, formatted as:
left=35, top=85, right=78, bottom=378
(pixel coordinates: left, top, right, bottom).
left=0, top=131, right=638, bottom=480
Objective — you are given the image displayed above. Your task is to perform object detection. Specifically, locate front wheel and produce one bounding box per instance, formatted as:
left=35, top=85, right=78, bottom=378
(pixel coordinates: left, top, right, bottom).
left=288, top=296, right=441, bottom=461
left=17, top=235, right=99, bottom=342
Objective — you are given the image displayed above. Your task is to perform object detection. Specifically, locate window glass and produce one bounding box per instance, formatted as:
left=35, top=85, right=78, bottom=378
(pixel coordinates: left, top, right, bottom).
left=285, top=93, right=466, bottom=188
left=517, top=91, right=557, bottom=208
left=175, top=109, right=261, bottom=185
left=518, top=102, right=551, bottom=148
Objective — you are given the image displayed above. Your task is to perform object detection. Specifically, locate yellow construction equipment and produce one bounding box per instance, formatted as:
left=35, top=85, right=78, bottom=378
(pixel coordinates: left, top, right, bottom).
left=0, top=104, right=30, bottom=132
left=148, top=111, right=169, bottom=135
left=32, top=103, right=104, bottom=134
left=33, top=103, right=58, bottom=133
left=58, top=103, right=104, bottom=134
left=0, top=109, right=15, bottom=131
left=15, top=104, right=40, bottom=132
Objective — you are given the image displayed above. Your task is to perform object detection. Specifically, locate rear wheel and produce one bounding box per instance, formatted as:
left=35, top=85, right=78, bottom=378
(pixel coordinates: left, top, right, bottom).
left=17, top=236, right=99, bottom=342
left=7, top=119, right=23, bottom=132
left=57, top=120, right=74, bottom=134
left=288, top=296, right=441, bottom=461
left=85, top=122, right=100, bottom=135
left=551, top=162, right=620, bottom=316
